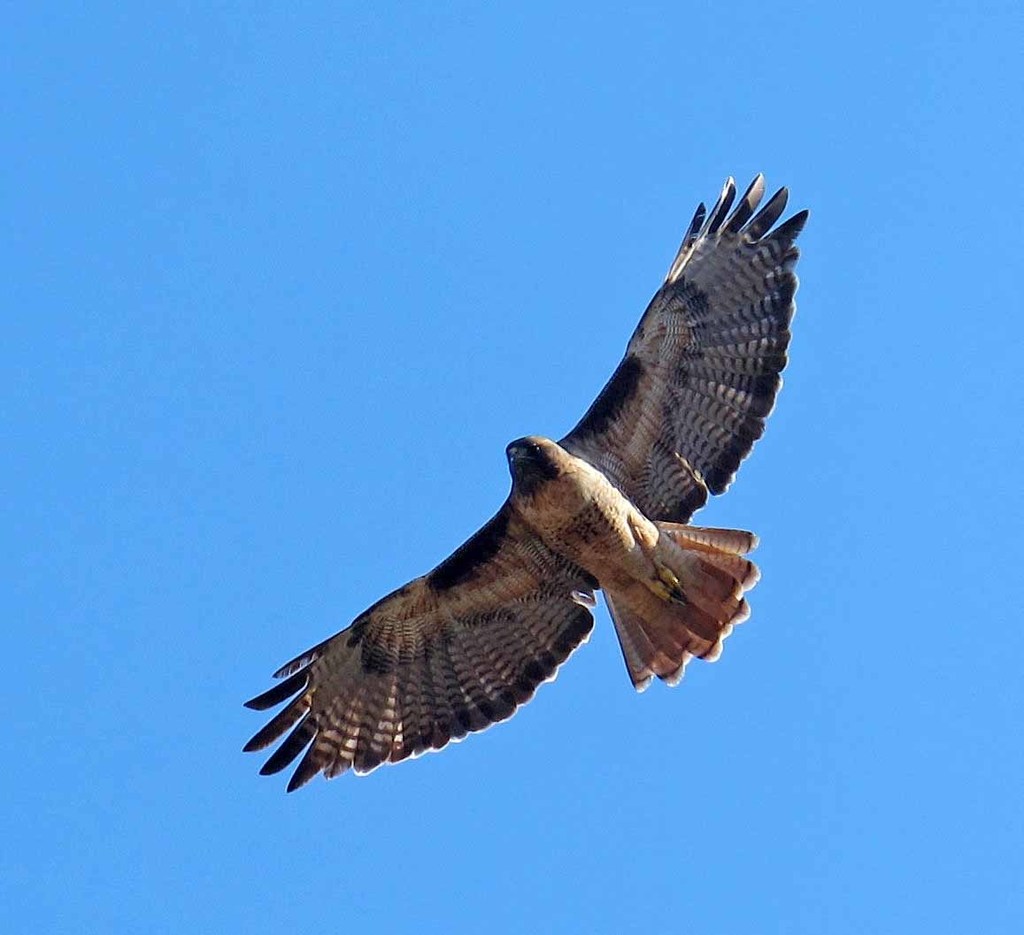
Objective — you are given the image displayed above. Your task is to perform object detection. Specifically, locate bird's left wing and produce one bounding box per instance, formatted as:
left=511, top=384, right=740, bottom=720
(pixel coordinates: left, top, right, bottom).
left=561, top=175, right=807, bottom=524
left=244, top=505, right=596, bottom=790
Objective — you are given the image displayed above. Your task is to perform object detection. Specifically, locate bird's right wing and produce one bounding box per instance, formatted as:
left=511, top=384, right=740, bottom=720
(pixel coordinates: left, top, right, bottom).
left=243, top=506, right=596, bottom=790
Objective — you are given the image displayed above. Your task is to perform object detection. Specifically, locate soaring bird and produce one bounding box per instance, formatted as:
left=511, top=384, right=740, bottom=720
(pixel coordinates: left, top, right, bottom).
left=244, top=175, right=807, bottom=791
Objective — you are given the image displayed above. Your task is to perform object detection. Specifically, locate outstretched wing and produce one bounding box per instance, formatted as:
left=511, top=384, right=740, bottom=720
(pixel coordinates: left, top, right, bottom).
left=562, top=175, right=807, bottom=523
left=244, top=506, right=596, bottom=790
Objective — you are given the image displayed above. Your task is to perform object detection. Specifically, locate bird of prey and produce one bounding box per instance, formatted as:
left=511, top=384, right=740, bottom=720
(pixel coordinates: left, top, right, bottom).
left=244, top=175, right=807, bottom=791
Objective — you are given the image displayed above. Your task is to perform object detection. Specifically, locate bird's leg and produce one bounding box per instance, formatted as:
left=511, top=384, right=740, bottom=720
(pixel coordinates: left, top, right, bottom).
left=627, top=514, right=687, bottom=605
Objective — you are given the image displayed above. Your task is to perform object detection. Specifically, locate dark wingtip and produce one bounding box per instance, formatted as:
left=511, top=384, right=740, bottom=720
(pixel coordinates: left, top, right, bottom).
left=243, top=669, right=308, bottom=710
left=745, top=186, right=790, bottom=239
left=285, top=745, right=325, bottom=792
left=258, top=716, right=316, bottom=776
left=724, top=174, right=766, bottom=234
left=704, top=177, right=737, bottom=235
left=770, top=208, right=809, bottom=243
left=665, top=201, right=708, bottom=282
left=686, top=202, right=707, bottom=242
left=243, top=694, right=311, bottom=752
left=272, top=637, right=331, bottom=679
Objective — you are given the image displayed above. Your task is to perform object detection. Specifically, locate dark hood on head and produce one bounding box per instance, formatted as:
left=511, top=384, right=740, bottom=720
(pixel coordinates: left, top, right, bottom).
left=506, top=436, right=560, bottom=495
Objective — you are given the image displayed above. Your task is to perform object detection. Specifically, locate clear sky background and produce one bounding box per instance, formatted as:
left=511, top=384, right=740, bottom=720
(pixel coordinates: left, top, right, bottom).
left=4, top=3, right=1023, bottom=933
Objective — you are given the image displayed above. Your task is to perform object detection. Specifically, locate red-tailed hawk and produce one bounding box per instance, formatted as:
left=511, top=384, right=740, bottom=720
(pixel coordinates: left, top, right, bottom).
left=245, top=175, right=807, bottom=791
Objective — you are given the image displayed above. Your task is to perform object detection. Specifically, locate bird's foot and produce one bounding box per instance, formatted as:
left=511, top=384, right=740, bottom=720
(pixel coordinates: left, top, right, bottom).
left=653, top=565, right=687, bottom=605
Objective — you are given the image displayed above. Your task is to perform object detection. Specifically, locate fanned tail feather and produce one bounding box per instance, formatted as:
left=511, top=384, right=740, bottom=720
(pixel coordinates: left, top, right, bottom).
left=604, top=524, right=760, bottom=691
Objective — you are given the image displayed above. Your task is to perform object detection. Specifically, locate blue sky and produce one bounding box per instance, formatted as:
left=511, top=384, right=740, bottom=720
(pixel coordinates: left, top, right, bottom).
left=4, top=3, right=1023, bottom=933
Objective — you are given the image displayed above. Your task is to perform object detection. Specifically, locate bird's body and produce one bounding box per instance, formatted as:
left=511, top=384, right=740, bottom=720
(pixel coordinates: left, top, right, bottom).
left=506, top=435, right=758, bottom=688
left=244, top=175, right=808, bottom=790
left=507, top=435, right=647, bottom=582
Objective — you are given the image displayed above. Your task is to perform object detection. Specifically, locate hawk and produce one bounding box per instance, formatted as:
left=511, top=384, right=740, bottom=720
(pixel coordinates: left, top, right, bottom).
left=244, top=175, right=807, bottom=790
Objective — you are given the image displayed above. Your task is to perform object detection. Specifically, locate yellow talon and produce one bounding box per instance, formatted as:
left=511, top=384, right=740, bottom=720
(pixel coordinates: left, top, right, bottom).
left=653, top=567, right=687, bottom=604
left=651, top=579, right=673, bottom=601
left=659, top=566, right=682, bottom=592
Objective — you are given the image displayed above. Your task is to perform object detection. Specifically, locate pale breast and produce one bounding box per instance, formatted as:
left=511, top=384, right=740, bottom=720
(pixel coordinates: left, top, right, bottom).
left=512, top=447, right=651, bottom=585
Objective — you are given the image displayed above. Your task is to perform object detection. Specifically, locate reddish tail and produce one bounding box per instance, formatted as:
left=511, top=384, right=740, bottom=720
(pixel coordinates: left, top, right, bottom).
left=603, top=524, right=760, bottom=691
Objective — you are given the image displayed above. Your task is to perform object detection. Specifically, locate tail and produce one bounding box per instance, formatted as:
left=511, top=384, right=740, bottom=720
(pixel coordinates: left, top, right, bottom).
left=603, top=524, right=760, bottom=691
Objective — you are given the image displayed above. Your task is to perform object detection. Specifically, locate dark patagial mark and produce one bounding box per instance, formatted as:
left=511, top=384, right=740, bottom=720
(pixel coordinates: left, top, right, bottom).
left=570, top=354, right=644, bottom=439
left=428, top=509, right=510, bottom=591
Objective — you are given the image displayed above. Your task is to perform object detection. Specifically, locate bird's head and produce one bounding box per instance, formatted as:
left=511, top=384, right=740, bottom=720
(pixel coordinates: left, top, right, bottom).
left=505, top=436, right=562, bottom=494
